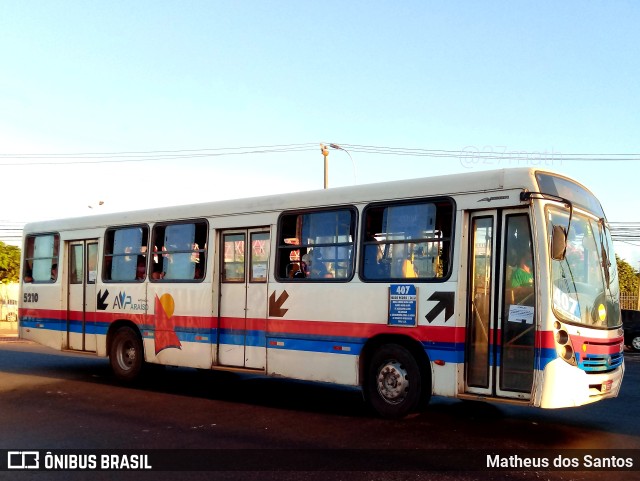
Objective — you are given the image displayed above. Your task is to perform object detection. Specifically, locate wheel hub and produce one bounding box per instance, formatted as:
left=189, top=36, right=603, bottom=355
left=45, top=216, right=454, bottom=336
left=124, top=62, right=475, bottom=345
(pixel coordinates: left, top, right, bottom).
left=377, top=360, right=409, bottom=404
left=125, top=346, right=136, bottom=364
left=118, top=342, right=136, bottom=369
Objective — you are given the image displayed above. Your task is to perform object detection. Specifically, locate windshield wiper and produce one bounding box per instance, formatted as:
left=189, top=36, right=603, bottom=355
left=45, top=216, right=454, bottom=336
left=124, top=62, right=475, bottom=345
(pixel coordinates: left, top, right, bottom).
left=598, top=218, right=611, bottom=287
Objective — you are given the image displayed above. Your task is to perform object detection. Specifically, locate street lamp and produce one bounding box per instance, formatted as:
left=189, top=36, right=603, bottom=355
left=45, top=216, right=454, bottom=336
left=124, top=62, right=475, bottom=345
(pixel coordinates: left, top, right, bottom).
left=320, top=143, right=357, bottom=189
left=329, top=143, right=357, bottom=186
left=320, top=144, right=329, bottom=189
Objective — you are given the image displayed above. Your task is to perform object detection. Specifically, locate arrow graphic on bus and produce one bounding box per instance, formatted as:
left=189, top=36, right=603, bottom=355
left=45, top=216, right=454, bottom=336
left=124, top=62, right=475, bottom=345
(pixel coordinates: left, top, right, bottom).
left=425, top=291, right=455, bottom=323
left=269, top=290, right=289, bottom=317
left=97, top=289, right=109, bottom=311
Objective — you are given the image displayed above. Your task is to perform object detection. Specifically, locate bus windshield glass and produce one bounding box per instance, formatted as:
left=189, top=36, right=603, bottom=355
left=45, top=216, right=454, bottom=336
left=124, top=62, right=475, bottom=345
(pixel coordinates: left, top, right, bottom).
left=547, top=207, right=621, bottom=329
left=536, top=172, right=604, bottom=218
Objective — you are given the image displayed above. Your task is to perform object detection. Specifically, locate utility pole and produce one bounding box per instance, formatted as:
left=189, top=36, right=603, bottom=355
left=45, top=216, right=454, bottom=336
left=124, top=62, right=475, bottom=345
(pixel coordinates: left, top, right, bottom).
left=320, top=144, right=329, bottom=189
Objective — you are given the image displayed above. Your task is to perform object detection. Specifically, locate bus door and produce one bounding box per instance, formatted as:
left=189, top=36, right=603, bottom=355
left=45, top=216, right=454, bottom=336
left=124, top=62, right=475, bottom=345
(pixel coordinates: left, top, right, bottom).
left=67, top=240, right=99, bottom=352
left=218, top=228, right=270, bottom=369
left=465, top=209, right=536, bottom=400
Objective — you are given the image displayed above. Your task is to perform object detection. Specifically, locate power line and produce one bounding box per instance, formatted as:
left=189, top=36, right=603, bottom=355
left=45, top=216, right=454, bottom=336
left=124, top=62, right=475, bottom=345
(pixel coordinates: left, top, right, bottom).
left=333, top=143, right=640, bottom=161
left=0, top=143, right=639, bottom=166
left=0, top=143, right=316, bottom=158
left=0, top=144, right=318, bottom=166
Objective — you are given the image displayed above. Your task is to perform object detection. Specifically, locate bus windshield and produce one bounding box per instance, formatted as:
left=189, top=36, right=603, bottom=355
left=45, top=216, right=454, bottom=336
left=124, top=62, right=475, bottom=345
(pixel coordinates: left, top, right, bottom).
left=547, top=207, right=621, bottom=329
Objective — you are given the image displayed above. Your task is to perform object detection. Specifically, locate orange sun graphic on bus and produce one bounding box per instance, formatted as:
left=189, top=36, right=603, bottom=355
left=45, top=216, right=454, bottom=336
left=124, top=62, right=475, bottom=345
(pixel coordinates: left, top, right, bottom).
left=154, top=293, right=182, bottom=354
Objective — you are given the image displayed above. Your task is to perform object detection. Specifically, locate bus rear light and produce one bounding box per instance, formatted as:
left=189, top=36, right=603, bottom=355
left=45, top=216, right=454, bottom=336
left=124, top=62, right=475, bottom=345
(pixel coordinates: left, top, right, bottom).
left=434, top=360, right=445, bottom=366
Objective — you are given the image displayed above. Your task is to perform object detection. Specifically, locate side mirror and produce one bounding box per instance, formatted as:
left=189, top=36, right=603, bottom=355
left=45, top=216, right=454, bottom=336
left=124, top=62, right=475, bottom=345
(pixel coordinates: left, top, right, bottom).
left=551, top=225, right=567, bottom=261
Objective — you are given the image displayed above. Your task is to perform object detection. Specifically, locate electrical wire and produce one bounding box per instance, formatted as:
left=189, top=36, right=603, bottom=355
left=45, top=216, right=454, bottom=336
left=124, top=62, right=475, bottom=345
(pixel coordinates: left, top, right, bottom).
left=0, top=142, right=638, bottom=165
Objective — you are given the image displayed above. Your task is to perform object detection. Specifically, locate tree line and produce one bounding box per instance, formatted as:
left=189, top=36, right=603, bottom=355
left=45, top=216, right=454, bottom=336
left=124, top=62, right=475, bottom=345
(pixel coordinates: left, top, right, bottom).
left=616, top=255, right=639, bottom=296
left=0, top=241, right=20, bottom=284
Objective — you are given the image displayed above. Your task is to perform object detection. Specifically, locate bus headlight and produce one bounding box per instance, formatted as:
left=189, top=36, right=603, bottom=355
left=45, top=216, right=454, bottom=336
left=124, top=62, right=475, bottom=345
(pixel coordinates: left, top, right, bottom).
left=555, top=330, right=569, bottom=345
left=554, top=328, right=576, bottom=365
left=597, top=304, right=607, bottom=322
left=561, top=344, right=574, bottom=361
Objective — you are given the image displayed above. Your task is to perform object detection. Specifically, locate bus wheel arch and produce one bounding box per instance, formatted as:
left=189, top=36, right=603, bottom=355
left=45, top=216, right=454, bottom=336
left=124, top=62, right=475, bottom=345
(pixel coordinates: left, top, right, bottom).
left=107, top=321, right=144, bottom=382
left=360, top=335, right=432, bottom=418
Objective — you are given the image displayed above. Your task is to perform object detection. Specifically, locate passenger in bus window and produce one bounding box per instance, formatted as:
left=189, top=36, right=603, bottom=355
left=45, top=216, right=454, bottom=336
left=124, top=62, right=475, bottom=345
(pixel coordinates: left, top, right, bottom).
left=308, top=250, right=333, bottom=279
left=301, top=251, right=311, bottom=276
left=194, top=265, right=203, bottom=280
left=24, top=268, right=33, bottom=283
left=50, top=264, right=58, bottom=281
left=136, top=257, right=146, bottom=281
left=511, top=254, right=533, bottom=288
left=151, top=263, right=165, bottom=280
left=287, top=263, right=305, bottom=279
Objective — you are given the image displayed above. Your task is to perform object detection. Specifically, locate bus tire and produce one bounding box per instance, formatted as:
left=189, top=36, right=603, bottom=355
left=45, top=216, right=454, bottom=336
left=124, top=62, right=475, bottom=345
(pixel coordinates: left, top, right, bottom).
left=366, top=343, right=424, bottom=419
left=109, top=326, right=143, bottom=382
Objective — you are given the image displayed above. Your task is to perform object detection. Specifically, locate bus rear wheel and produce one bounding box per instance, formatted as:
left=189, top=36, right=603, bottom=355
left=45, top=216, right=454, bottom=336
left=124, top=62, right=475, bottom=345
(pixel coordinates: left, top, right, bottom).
left=110, top=327, right=143, bottom=381
left=366, top=344, right=425, bottom=419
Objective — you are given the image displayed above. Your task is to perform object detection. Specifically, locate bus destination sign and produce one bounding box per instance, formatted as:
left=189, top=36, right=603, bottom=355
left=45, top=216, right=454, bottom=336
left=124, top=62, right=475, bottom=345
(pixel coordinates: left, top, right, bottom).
left=388, top=284, right=418, bottom=327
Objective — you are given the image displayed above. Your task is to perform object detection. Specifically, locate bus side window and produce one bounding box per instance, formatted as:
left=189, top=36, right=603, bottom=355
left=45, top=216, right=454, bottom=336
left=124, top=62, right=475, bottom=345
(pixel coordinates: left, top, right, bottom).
left=152, top=220, right=207, bottom=282
left=276, top=208, right=356, bottom=281
left=361, top=199, right=453, bottom=281
left=103, top=226, right=149, bottom=282
left=24, top=234, right=59, bottom=283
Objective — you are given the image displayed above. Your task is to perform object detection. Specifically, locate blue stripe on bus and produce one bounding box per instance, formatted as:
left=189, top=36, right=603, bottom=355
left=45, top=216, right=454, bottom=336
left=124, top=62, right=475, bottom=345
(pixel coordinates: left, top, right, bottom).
left=20, top=317, right=66, bottom=332
left=538, top=348, right=557, bottom=369
left=265, top=337, right=364, bottom=355
left=422, top=342, right=465, bottom=363
left=216, top=328, right=267, bottom=348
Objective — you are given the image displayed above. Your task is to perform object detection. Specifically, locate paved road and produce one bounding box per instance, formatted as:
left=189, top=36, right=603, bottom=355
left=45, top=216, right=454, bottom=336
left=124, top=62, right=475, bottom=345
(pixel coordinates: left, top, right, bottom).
left=0, top=340, right=638, bottom=481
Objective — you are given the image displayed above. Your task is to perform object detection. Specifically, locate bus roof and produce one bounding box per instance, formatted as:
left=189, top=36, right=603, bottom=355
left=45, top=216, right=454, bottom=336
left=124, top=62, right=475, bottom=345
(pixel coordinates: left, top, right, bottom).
left=22, top=167, right=592, bottom=234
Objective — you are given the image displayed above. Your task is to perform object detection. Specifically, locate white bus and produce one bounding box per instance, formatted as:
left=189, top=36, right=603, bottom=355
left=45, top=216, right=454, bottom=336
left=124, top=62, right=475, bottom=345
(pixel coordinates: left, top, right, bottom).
left=19, top=168, right=624, bottom=418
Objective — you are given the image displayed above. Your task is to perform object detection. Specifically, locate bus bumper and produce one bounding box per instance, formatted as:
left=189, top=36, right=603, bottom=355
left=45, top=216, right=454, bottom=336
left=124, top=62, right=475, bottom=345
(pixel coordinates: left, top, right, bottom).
left=538, top=358, right=624, bottom=408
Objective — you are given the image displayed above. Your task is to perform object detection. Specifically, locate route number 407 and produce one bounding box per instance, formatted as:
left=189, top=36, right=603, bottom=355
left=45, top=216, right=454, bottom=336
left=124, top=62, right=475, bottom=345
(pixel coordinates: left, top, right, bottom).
left=23, top=293, right=39, bottom=303
left=395, top=285, right=413, bottom=295
left=553, top=287, right=579, bottom=319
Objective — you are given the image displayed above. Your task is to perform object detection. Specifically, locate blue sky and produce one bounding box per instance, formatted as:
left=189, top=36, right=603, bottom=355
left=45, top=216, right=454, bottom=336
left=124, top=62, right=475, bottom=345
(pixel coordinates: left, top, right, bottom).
left=0, top=2, right=638, bottom=264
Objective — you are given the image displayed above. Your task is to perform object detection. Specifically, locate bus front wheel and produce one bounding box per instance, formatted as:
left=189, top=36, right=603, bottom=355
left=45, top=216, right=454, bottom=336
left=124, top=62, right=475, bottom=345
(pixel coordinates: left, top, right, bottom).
left=110, top=327, right=143, bottom=382
left=366, top=344, right=425, bottom=419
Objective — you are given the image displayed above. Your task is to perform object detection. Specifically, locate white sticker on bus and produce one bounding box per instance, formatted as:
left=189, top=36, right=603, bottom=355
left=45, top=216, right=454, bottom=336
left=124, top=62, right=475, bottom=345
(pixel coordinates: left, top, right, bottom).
left=508, top=305, right=534, bottom=324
